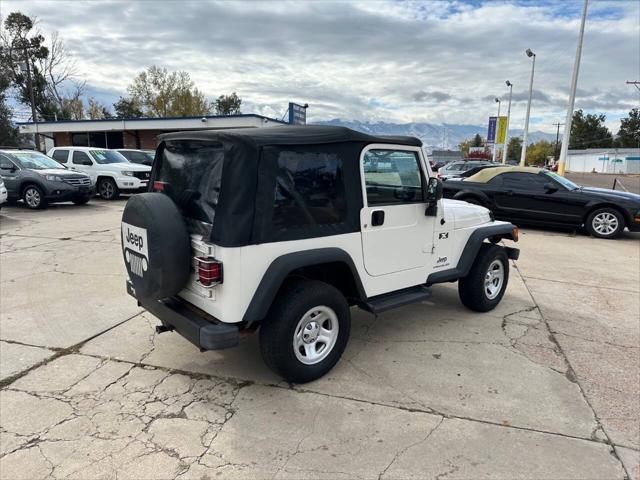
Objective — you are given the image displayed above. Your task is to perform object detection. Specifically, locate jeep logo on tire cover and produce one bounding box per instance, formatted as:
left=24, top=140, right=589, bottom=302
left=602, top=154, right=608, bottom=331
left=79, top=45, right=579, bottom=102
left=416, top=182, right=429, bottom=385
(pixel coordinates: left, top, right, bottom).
left=122, top=222, right=149, bottom=278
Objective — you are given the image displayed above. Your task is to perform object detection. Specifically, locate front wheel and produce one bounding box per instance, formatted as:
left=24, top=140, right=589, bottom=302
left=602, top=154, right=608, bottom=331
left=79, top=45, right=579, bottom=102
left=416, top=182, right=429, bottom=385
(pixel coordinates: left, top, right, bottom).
left=586, top=208, right=624, bottom=239
left=23, top=185, right=47, bottom=209
left=98, top=178, right=119, bottom=200
left=260, top=279, right=351, bottom=383
left=458, top=244, right=509, bottom=312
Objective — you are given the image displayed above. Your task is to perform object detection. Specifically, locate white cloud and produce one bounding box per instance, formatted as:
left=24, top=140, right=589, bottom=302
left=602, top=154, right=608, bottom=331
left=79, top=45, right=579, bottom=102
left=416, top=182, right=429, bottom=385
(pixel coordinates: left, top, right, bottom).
left=2, top=0, right=638, bottom=132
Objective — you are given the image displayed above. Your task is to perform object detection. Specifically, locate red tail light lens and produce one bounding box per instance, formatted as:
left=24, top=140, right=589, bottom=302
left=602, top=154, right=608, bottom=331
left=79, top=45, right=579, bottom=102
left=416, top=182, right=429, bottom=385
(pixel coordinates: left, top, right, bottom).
left=196, top=257, right=222, bottom=286
left=153, top=181, right=167, bottom=191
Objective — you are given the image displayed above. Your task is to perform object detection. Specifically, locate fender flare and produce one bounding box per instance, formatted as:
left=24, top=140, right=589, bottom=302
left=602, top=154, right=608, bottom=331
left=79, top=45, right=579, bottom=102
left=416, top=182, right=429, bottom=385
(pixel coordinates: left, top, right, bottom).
left=19, top=179, right=47, bottom=197
left=427, top=223, right=519, bottom=285
left=242, top=248, right=366, bottom=326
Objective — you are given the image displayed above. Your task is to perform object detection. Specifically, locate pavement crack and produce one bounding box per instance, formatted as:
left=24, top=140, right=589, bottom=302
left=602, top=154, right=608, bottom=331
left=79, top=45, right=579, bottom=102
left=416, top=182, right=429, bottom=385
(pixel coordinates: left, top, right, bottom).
left=378, top=416, right=444, bottom=479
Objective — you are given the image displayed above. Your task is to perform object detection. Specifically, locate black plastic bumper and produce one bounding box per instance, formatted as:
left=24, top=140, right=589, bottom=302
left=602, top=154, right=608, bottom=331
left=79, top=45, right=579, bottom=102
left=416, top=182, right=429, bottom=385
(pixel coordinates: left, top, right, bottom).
left=44, top=185, right=95, bottom=201
left=127, top=281, right=239, bottom=350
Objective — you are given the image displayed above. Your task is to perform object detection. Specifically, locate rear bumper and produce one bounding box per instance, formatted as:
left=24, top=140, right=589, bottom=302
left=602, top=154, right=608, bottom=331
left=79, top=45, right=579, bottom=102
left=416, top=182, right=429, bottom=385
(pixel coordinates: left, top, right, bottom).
left=127, top=281, right=239, bottom=350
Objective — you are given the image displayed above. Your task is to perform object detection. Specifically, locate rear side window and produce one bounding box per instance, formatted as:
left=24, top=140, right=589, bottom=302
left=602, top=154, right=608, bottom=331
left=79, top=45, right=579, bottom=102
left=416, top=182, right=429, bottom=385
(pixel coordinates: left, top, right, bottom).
left=73, top=151, right=92, bottom=165
left=272, top=149, right=347, bottom=231
left=157, top=140, right=224, bottom=224
left=52, top=150, right=69, bottom=163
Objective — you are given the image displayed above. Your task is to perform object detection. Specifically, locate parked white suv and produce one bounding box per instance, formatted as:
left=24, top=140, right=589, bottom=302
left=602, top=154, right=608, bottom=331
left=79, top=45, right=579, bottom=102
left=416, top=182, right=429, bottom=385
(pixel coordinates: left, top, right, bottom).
left=122, top=126, right=520, bottom=383
left=47, top=147, right=151, bottom=200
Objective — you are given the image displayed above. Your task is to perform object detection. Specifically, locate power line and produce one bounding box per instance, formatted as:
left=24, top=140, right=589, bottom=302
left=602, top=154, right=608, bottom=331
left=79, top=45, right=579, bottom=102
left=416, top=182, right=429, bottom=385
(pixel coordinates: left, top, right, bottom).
left=626, top=81, right=640, bottom=92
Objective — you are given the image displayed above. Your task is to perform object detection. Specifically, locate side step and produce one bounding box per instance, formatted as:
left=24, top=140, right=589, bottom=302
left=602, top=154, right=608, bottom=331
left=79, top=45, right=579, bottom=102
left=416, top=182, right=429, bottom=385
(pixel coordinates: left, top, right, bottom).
left=359, top=285, right=432, bottom=315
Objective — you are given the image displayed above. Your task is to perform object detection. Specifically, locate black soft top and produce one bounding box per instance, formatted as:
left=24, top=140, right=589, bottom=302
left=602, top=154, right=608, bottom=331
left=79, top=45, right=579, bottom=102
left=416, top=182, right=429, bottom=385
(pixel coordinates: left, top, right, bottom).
left=154, top=125, right=422, bottom=247
left=159, top=125, right=422, bottom=148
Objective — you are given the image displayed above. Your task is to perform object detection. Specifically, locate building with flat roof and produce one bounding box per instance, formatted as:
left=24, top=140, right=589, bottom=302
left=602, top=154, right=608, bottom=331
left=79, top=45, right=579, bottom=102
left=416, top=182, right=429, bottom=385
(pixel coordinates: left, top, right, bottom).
left=17, top=114, right=286, bottom=152
left=566, top=148, right=640, bottom=174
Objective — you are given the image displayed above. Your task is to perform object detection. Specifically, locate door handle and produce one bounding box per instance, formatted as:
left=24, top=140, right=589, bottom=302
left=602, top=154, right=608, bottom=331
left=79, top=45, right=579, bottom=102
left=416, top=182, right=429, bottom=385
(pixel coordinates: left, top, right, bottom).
left=371, top=210, right=385, bottom=226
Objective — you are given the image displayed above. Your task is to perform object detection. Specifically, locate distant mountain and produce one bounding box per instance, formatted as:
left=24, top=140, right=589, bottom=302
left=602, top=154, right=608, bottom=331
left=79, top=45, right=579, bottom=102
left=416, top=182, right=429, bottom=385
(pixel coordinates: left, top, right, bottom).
left=315, top=119, right=556, bottom=152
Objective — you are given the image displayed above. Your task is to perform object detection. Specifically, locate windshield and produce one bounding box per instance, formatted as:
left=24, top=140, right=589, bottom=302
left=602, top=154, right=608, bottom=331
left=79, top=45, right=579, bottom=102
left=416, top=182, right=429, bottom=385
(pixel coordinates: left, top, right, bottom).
left=543, top=171, right=579, bottom=190
left=90, top=150, right=128, bottom=164
left=12, top=151, right=65, bottom=170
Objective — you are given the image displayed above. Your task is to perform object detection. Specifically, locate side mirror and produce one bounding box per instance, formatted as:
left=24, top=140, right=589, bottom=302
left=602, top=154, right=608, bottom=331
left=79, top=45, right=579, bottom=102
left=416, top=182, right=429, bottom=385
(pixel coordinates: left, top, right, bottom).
left=82, top=159, right=93, bottom=166
left=424, top=177, right=443, bottom=216
left=544, top=182, right=558, bottom=193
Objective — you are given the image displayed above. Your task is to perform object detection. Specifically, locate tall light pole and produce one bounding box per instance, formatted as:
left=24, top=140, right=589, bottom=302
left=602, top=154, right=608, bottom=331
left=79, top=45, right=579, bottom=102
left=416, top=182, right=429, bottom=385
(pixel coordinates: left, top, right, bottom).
left=492, top=97, right=501, bottom=162
left=558, top=0, right=589, bottom=176
left=503, top=80, right=513, bottom=164
left=520, top=48, right=536, bottom=166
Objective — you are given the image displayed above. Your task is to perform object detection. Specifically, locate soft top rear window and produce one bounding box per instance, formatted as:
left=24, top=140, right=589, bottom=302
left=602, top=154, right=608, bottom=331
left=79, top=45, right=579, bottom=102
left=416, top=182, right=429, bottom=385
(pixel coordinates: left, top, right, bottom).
left=157, top=140, right=224, bottom=225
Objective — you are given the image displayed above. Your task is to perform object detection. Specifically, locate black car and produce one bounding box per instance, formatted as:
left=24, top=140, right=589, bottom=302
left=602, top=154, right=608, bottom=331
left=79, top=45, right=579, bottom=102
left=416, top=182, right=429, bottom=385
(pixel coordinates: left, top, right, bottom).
left=117, top=149, right=154, bottom=166
left=0, top=149, right=95, bottom=209
left=443, top=166, right=640, bottom=239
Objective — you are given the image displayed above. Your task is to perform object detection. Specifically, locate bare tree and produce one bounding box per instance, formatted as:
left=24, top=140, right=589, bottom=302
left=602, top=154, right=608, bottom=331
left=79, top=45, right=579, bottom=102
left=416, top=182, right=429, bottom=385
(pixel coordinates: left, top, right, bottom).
left=37, top=31, right=83, bottom=109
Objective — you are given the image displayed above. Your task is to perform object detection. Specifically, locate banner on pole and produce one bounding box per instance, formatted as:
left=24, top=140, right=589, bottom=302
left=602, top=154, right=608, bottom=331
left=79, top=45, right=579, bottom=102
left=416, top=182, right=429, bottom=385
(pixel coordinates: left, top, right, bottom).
left=496, top=116, right=508, bottom=144
left=487, top=117, right=497, bottom=143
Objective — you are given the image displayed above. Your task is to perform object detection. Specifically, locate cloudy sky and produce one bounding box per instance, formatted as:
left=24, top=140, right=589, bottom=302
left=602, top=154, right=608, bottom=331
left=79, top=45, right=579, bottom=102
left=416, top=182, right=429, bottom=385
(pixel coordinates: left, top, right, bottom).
left=2, top=0, right=639, bottom=132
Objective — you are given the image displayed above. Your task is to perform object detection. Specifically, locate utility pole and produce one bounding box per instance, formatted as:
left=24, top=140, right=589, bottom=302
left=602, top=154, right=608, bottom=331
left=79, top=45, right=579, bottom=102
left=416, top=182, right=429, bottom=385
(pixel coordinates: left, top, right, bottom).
left=558, top=0, right=588, bottom=176
left=492, top=98, right=501, bottom=163
left=626, top=81, right=640, bottom=91
left=23, top=46, right=41, bottom=151
left=520, top=49, right=536, bottom=166
left=503, top=81, right=513, bottom=164
left=553, top=122, right=564, bottom=160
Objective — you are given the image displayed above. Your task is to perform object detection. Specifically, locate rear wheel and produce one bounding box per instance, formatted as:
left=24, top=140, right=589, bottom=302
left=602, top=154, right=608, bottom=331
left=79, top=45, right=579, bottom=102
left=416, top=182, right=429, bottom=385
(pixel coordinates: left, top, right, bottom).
left=260, top=279, right=351, bottom=383
left=98, top=178, right=119, bottom=200
left=458, top=244, right=509, bottom=312
left=23, top=185, right=46, bottom=210
left=586, top=208, right=624, bottom=239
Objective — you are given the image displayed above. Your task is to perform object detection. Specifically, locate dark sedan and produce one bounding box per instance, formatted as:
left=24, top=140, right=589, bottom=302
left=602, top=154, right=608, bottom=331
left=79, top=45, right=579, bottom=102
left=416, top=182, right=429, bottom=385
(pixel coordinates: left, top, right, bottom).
left=443, top=166, right=640, bottom=239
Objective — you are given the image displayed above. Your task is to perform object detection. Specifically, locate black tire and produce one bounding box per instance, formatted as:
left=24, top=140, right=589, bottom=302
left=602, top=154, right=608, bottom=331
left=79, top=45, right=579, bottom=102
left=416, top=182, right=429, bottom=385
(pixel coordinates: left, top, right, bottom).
left=260, top=279, right=351, bottom=383
left=22, top=185, right=47, bottom=210
left=585, top=208, right=625, bottom=239
left=98, top=178, right=119, bottom=200
left=72, top=196, right=91, bottom=205
left=458, top=243, right=509, bottom=312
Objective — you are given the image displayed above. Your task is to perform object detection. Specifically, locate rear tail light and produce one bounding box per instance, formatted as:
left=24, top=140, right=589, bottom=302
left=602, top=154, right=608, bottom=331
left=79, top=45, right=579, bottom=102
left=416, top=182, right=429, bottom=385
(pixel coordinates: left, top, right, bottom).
left=153, top=181, right=167, bottom=192
left=195, top=256, right=223, bottom=287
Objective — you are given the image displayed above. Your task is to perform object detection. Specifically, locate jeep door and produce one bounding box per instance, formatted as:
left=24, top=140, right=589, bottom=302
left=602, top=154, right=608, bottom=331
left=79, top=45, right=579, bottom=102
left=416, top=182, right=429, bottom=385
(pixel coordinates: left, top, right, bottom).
left=360, top=145, right=436, bottom=276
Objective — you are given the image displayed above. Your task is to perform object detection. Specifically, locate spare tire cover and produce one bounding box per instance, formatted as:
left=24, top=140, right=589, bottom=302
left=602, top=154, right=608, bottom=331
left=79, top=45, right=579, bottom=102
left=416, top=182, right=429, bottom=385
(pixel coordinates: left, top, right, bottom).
left=121, top=192, right=191, bottom=301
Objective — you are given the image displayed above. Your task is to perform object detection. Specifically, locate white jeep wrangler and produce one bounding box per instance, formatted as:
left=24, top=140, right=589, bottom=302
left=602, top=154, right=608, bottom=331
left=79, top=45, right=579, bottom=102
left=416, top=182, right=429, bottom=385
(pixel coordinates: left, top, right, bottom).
left=121, top=126, right=519, bottom=383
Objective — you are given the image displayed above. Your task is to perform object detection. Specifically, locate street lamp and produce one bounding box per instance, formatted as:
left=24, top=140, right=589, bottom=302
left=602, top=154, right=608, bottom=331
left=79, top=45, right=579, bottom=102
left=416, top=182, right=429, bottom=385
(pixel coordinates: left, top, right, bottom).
left=520, top=48, right=536, bottom=166
left=492, top=97, right=501, bottom=163
left=502, top=80, right=513, bottom=164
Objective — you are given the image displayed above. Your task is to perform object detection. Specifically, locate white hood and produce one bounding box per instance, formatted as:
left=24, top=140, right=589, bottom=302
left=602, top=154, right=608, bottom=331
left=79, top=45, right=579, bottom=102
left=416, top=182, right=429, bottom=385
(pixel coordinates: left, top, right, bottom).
left=442, top=199, right=492, bottom=229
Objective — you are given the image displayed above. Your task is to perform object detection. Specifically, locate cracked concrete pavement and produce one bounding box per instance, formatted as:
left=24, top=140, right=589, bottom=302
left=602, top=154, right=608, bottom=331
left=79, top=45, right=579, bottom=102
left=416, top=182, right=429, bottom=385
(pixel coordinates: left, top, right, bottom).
left=1, top=200, right=638, bottom=479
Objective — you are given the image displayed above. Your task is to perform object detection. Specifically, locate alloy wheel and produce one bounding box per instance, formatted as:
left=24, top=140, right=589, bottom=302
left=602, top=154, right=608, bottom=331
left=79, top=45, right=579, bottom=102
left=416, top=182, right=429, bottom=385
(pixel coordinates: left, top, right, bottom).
left=24, top=187, right=41, bottom=208
left=592, top=212, right=618, bottom=236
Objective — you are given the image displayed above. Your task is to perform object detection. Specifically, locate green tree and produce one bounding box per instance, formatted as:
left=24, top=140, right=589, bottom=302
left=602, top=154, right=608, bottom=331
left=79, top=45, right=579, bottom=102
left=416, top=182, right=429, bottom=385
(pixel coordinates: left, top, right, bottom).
left=507, top=137, right=522, bottom=163
left=525, top=140, right=555, bottom=166
left=113, top=96, right=143, bottom=118
left=616, top=108, right=640, bottom=148
left=0, top=65, right=18, bottom=145
left=1, top=12, right=81, bottom=121
left=569, top=109, right=613, bottom=149
left=215, top=92, right=242, bottom=115
left=127, top=66, right=211, bottom=117
left=472, top=133, right=483, bottom=147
